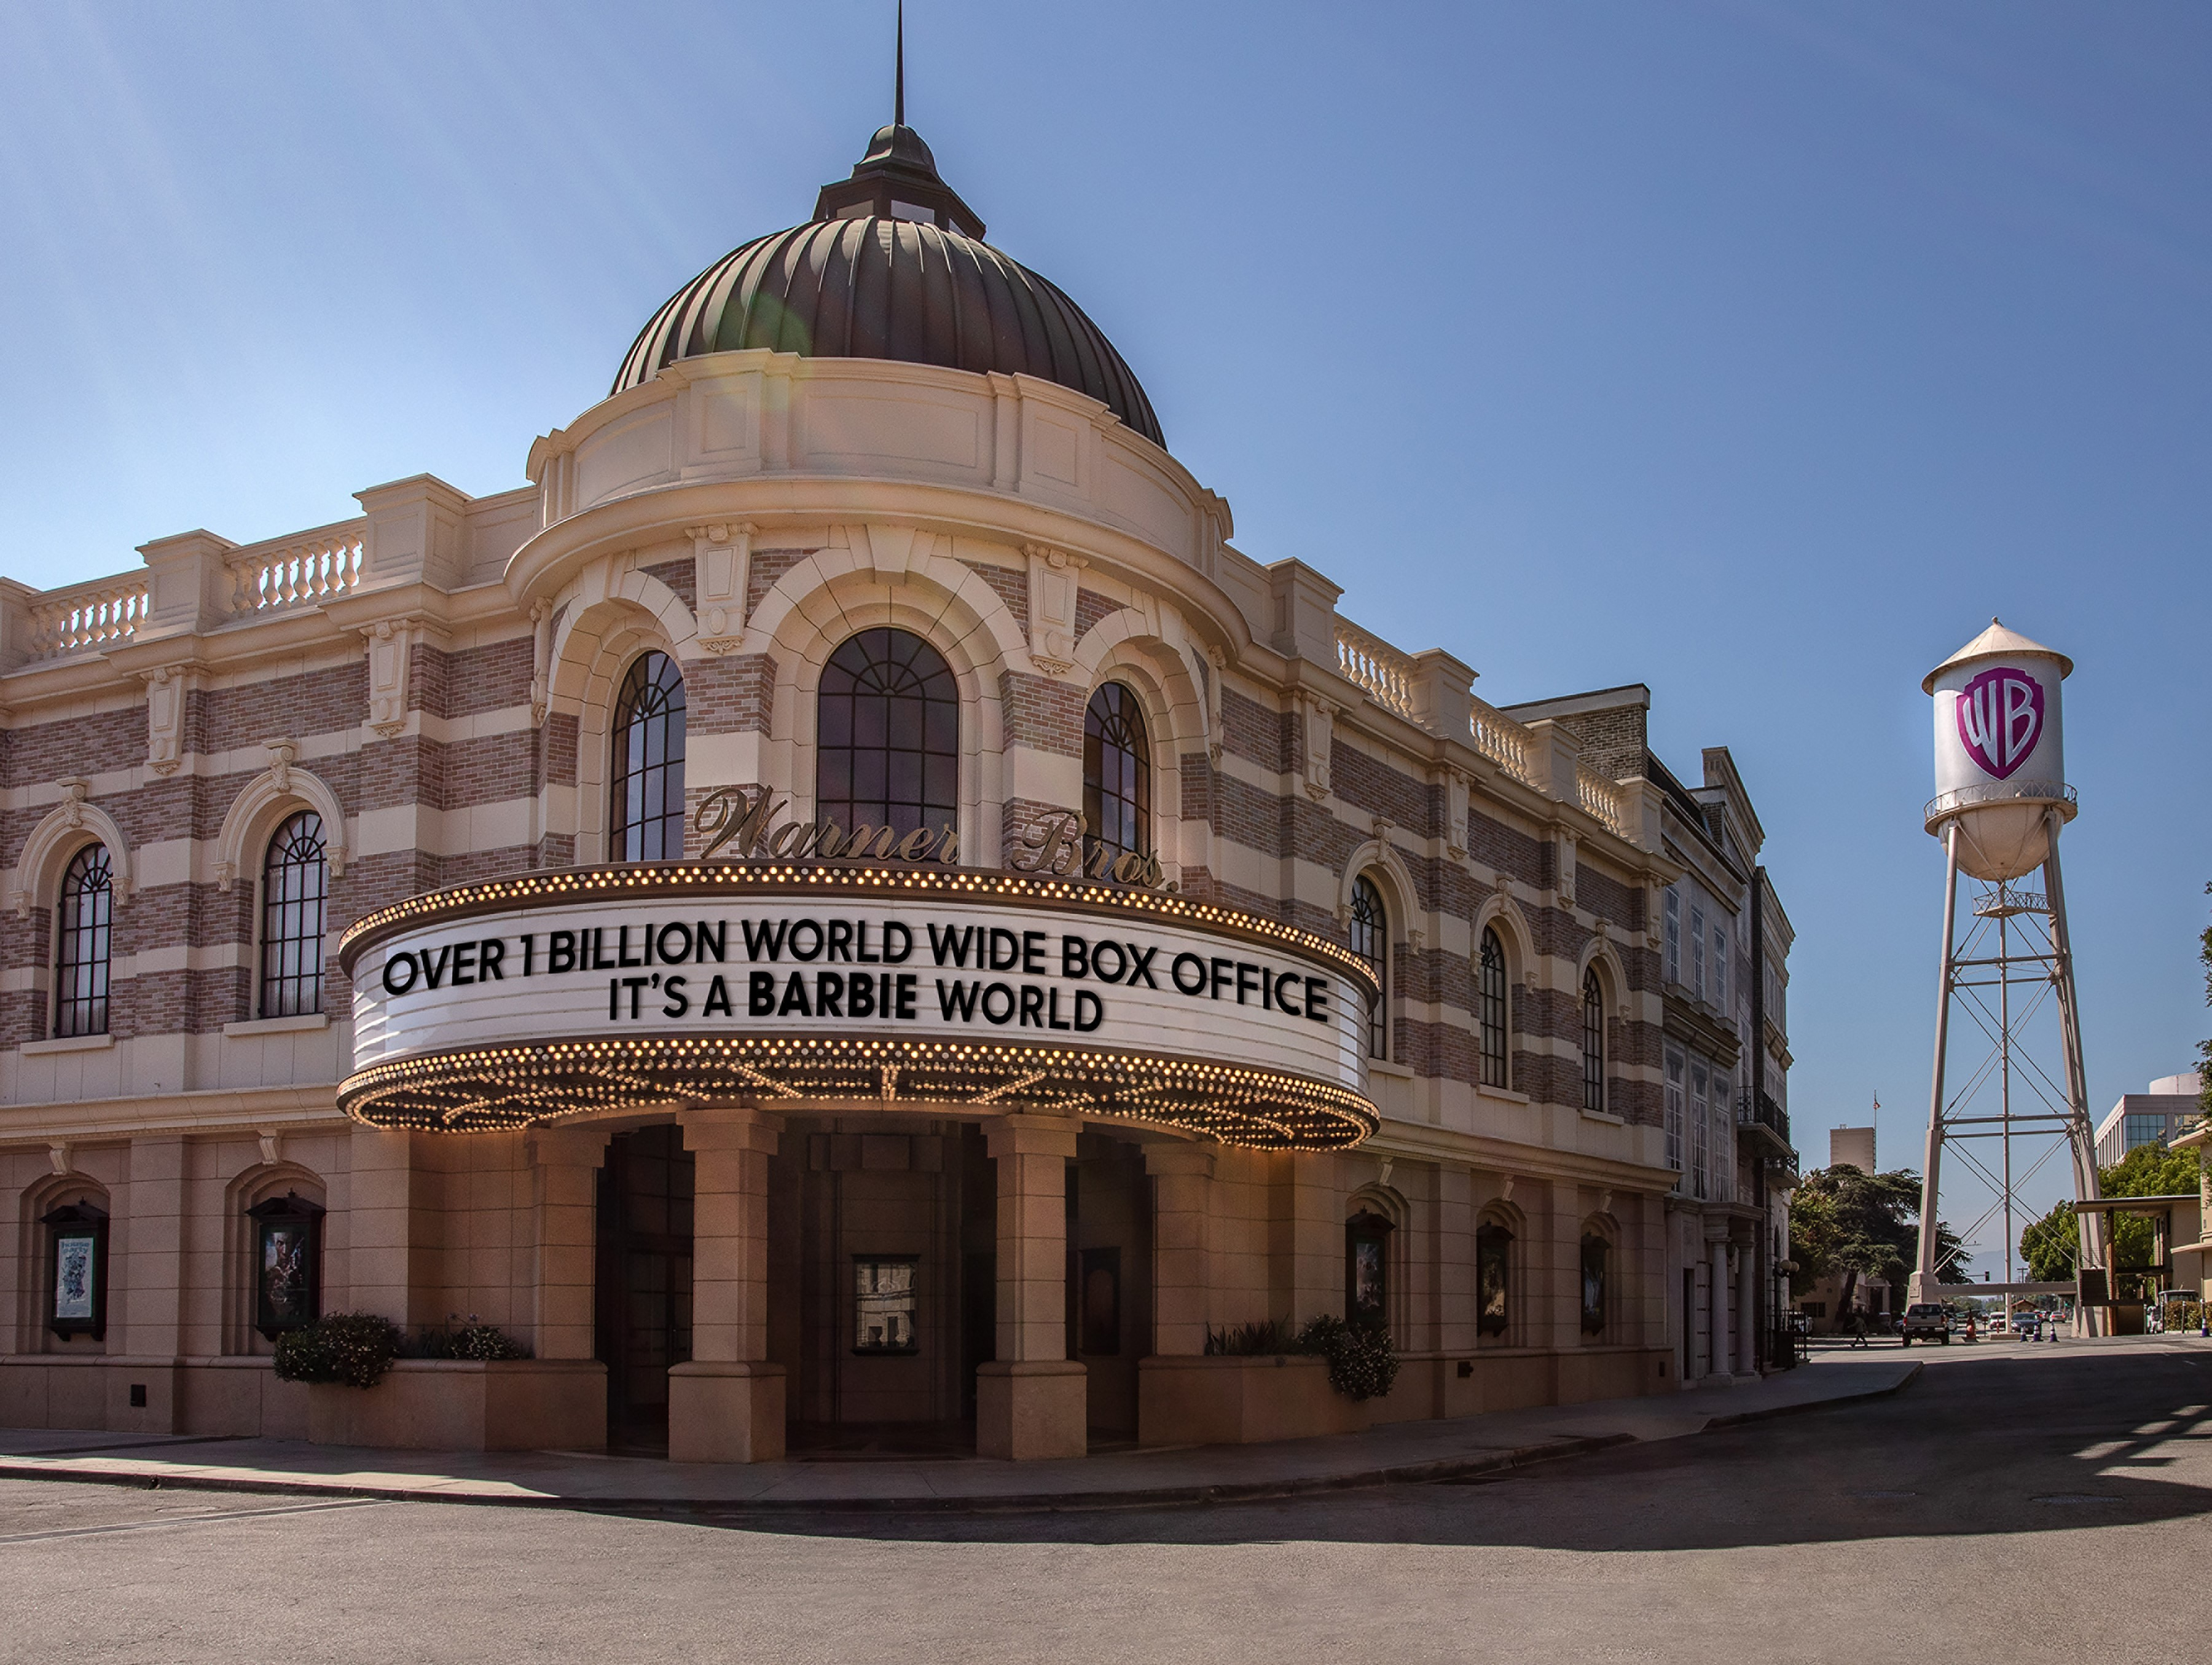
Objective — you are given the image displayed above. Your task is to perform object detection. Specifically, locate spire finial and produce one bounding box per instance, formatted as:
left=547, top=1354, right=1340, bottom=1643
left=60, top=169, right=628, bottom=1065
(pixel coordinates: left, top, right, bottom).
left=895, top=1, right=905, bottom=128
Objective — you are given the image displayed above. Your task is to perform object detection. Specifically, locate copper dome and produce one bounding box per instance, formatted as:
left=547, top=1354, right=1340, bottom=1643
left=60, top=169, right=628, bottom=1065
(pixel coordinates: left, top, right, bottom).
left=612, top=125, right=1163, bottom=448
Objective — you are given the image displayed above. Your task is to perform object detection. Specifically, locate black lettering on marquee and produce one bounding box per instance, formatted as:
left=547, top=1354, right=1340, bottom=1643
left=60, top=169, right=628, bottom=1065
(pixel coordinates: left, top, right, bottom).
left=987, top=929, right=1021, bottom=972
left=928, top=924, right=975, bottom=967
left=1171, top=953, right=1207, bottom=996
left=741, top=919, right=787, bottom=961
left=788, top=919, right=824, bottom=962
left=750, top=972, right=776, bottom=1017
left=548, top=931, right=576, bottom=974
left=938, top=979, right=980, bottom=1021
left=704, top=974, right=734, bottom=1017
left=662, top=975, right=689, bottom=1018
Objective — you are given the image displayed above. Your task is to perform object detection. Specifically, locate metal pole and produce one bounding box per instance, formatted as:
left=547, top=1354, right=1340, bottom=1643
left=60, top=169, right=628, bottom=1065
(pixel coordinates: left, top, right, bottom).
left=2040, top=807, right=2106, bottom=1335
left=1913, top=823, right=1963, bottom=1304
left=2000, top=897, right=2014, bottom=1304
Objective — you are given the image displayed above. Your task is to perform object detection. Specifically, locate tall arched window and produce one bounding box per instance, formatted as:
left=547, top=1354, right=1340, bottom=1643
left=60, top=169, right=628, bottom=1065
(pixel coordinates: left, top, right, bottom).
left=53, top=844, right=114, bottom=1039
left=610, top=651, right=686, bottom=861
left=259, top=812, right=328, bottom=1018
left=817, top=628, right=959, bottom=841
left=1582, top=967, right=1607, bottom=1112
left=1349, top=875, right=1388, bottom=1060
left=1477, top=926, right=1510, bottom=1089
left=1083, top=682, right=1150, bottom=868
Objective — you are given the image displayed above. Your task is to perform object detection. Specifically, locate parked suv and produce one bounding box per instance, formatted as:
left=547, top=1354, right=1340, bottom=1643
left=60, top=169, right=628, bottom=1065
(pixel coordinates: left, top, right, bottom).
left=1901, top=1303, right=1951, bottom=1345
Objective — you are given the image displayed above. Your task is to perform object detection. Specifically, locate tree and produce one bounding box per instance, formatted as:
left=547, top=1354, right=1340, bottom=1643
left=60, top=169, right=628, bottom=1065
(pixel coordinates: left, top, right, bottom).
left=2200, top=883, right=2212, bottom=1122
left=1789, top=1165, right=1966, bottom=1305
left=2021, top=1141, right=2203, bottom=1283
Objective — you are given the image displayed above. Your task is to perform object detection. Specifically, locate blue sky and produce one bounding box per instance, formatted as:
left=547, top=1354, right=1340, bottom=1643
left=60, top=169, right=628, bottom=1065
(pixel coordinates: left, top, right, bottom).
left=2, top=2, right=2206, bottom=1267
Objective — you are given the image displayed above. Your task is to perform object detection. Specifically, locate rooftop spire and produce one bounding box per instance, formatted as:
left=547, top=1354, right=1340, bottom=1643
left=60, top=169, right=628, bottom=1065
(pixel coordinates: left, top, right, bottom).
left=895, top=1, right=905, bottom=128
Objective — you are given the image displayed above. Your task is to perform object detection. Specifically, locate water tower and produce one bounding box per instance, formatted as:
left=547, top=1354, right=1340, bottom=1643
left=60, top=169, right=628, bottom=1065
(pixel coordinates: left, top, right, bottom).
left=1910, top=620, right=2106, bottom=1317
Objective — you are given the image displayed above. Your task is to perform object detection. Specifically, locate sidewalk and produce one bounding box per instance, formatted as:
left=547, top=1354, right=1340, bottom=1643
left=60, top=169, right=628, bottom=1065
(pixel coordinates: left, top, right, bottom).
left=0, top=1355, right=1918, bottom=1514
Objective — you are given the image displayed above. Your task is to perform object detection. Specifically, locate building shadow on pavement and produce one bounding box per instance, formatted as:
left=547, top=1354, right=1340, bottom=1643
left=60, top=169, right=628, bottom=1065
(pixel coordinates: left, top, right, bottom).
left=582, top=1348, right=2212, bottom=1553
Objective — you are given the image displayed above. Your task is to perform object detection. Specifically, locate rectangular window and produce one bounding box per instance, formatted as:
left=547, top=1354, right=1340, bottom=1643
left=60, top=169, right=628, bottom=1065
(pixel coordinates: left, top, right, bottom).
left=1713, top=924, right=1729, bottom=1008
left=852, top=1256, right=920, bottom=1354
left=1664, top=888, right=1681, bottom=984
left=1711, top=1067, right=1733, bottom=1202
left=1690, top=1058, right=1710, bottom=1202
left=1665, top=1046, right=1686, bottom=1179
left=1690, top=902, right=1707, bottom=1000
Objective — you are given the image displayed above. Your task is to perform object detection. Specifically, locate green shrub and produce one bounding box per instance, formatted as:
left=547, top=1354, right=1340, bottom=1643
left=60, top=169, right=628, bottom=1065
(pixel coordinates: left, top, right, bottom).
left=409, top=1323, right=529, bottom=1361
left=1204, top=1318, right=1301, bottom=1357
left=273, top=1312, right=402, bottom=1389
left=1201, top=1313, right=1400, bottom=1402
left=1296, top=1313, right=1400, bottom=1403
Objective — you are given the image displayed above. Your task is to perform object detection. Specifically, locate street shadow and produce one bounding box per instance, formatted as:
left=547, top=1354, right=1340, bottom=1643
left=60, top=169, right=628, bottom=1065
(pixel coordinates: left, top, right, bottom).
left=577, top=1347, right=2212, bottom=1552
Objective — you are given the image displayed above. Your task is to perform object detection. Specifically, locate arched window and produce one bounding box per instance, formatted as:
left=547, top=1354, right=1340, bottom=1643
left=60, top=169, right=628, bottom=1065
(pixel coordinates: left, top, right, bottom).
left=1083, top=682, right=1150, bottom=868
left=1477, top=926, right=1510, bottom=1089
left=53, top=844, right=114, bottom=1039
left=610, top=651, right=686, bottom=861
left=259, top=812, right=328, bottom=1018
left=1349, top=875, right=1388, bottom=1060
left=1582, top=967, right=1607, bottom=1112
left=817, top=628, right=959, bottom=842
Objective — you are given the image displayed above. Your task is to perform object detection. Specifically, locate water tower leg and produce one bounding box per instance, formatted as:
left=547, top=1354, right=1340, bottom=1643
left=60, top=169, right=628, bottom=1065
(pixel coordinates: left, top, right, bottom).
left=2041, top=810, right=2106, bottom=1336
left=1910, top=824, right=1963, bottom=1307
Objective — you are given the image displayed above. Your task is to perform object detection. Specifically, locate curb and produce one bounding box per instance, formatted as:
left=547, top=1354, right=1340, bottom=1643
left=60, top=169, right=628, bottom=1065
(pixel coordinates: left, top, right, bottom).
left=0, top=1367, right=1918, bottom=1516
left=1700, top=1361, right=1922, bottom=1429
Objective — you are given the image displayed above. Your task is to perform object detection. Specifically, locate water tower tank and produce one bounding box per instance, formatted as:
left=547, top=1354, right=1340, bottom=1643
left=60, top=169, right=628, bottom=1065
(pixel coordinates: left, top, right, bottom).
left=1923, top=619, right=2076, bottom=881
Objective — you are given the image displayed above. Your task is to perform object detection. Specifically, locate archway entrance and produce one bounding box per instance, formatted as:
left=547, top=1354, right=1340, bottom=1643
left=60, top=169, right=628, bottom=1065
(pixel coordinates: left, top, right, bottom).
left=595, top=1125, right=694, bottom=1452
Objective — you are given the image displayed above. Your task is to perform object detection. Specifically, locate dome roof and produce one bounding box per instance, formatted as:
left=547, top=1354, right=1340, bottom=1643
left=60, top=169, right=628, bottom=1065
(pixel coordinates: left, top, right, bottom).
left=613, top=124, right=1163, bottom=447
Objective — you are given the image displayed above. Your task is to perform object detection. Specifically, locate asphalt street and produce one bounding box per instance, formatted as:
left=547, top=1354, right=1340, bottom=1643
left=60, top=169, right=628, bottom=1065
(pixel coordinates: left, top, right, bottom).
left=4, top=1338, right=2205, bottom=1664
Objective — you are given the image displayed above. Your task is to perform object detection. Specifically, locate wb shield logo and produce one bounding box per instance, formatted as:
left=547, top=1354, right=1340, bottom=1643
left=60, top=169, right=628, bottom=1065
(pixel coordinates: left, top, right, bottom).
left=1956, top=665, right=2044, bottom=780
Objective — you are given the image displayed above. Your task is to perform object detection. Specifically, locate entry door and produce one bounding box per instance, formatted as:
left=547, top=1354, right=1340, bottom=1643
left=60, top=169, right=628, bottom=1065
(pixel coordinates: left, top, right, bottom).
left=595, top=1125, right=695, bottom=1449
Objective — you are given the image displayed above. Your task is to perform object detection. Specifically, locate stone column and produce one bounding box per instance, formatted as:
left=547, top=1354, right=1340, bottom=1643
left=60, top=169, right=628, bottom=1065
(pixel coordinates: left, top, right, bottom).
left=1737, top=1245, right=1759, bottom=1376
left=525, top=1126, right=606, bottom=1361
left=1146, top=1144, right=1215, bottom=1357
left=978, top=1114, right=1085, bottom=1460
left=1708, top=1238, right=1732, bottom=1383
left=114, top=1136, right=186, bottom=1434
left=670, top=1106, right=785, bottom=1463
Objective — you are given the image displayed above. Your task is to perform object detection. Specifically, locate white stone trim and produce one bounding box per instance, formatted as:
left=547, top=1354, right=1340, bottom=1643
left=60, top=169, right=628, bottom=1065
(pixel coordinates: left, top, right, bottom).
left=7, top=793, right=132, bottom=919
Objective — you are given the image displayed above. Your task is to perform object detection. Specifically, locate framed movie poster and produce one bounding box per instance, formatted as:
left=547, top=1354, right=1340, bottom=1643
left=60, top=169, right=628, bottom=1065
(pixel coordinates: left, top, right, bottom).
left=1344, top=1210, right=1394, bottom=1329
left=42, top=1201, right=108, bottom=1339
left=247, top=1193, right=326, bottom=1340
left=1580, top=1233, right=1609, bottom=1335
left=1476, top=1223, right=1513, bottom=1337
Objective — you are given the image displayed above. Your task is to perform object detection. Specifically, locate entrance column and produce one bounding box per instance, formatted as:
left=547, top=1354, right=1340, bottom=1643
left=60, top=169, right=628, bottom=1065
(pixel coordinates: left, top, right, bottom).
left=978, top=1113, right=1086, bottom=1460
left=1708, top=1238, right=1733, bottom=1382
left=526, top=1126, right=605, bottom=1361
left=1146, top=1144, right=1214, bottom=1356
left=669, top=1106, right=785, bottom=1463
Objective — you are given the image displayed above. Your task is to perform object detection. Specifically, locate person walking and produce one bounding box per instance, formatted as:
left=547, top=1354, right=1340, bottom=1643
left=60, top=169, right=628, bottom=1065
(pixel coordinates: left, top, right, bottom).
left=1849, top=1310, right=1869, bottom=1348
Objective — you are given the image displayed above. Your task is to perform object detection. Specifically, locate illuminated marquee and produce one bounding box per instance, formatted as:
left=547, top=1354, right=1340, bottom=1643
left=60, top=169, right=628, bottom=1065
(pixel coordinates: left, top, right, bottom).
left=339, top=865, right=1378, bottom=1149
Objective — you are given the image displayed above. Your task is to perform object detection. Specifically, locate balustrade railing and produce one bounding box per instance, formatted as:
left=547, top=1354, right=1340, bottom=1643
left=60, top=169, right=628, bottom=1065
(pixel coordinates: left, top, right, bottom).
left=1575, top=762, right=1631, bottom=840
left=25, top=575, right=149, bottom=661
left=1468, top=696, right=1540, bottom=790
left=1333, top=621, right=1416, bottom=720
left=227, top=523, right=365, bottom=616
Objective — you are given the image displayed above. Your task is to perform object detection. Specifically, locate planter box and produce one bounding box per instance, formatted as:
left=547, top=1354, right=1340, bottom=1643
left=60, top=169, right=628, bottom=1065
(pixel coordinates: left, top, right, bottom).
left=1137, top=1354, right=1370, bottom=1447
left=307, top=1359, right=605, bottom=1451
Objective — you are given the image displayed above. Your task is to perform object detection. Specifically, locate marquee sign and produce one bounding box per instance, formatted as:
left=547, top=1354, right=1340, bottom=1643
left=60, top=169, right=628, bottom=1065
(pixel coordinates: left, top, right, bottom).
left=337, top=865, right=1378, bottom=1149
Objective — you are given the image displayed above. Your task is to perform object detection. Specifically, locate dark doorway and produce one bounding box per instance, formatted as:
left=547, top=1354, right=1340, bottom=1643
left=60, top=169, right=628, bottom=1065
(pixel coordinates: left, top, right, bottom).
left=595, top=1125, right=694, bottom=1452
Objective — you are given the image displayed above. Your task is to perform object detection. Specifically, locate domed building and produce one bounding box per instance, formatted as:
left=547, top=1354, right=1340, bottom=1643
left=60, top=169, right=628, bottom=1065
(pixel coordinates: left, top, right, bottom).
left=0, top=116, right=1796, bottom=1459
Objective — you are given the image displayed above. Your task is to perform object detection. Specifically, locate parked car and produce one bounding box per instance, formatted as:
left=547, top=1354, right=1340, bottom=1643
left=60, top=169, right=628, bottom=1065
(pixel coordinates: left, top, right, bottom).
left=1900, top=1303, right=1951, bottom=1345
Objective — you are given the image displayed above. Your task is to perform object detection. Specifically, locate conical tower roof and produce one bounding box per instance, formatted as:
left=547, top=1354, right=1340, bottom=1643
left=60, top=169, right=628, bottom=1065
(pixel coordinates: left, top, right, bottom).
left=1922, top=618, right=2073, bottom=693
